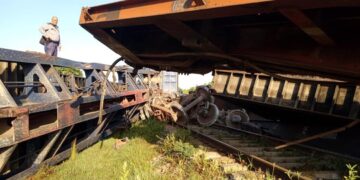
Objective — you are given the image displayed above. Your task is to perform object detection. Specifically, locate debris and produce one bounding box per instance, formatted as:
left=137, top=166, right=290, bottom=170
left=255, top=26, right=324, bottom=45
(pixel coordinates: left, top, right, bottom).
left=148, top=86, right=219, bottom=126
left=114, top=137, right=129, bottom=150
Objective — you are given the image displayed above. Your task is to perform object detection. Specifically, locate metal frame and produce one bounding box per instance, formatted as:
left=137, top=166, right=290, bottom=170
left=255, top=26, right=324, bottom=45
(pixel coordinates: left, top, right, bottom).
left=212, top=69, right=360, bottom=121
left=79, top=1, right=360, bottom=82
left=0, top=48, right=155, bottom=177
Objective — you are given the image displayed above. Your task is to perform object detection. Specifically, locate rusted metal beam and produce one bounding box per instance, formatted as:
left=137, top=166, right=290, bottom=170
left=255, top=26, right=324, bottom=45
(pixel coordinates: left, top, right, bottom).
left=0, top=107, right=23, bottom=119
left=0, top=62, right=8, bottom=81
left=0, top=145, right=17, bottom=173
left=80, top=0, right=360, bottom=27
left=50, top=126, right=74, bottom=158
left=7, top=122, right=124, bottom=180
left=0, top=48, right=129, bottom=71
left=32, top=130, right=62, bottom=166
left=279, top=8, right=335, bottom=46
left=229, top=49, right=360, bottom=82
left=0, top=79, right=17, bottom=108
left=46, top=66, right=72, bottom=99
left=91, top=113, right=116, bottom=137
left=0, top=93, right=147, bottom=147
left=80, top=0, right=270, bottom=26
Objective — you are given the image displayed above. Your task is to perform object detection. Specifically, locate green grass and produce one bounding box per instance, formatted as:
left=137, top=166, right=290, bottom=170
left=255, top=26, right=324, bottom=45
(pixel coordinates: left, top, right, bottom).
left=31, top=137, right=160, bottom=180
left=160, top=134, right=197, bottom=159
left=30, top=118, right=224, bottom=180
left=116, top=118, right=167, bottom=144
left=156, top=132, right=223, bottom=179
left=54, top=67, right=82, bottom=77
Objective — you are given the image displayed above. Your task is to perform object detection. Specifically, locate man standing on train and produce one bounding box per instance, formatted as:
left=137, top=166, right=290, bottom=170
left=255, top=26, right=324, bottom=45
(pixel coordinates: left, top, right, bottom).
left=39, top=16, right=61, bottom=57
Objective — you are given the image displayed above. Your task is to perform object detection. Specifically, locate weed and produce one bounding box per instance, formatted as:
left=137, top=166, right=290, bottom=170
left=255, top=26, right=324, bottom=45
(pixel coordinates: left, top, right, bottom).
left=160, top=133, right=197, bottom=159
left=70, top=138, right=77, bottom=160
left=285, top=169, right=302, bottom=180
left=344, top=164, right=360, bottom=180
left=247, top=157, right=254, bottom=170
left=119, top=162, right=130, bottom=180
left=117, top=117, right=166, bottom=143
left=54, top=67, right=82, bottom=77
left=294, top=171, right=302, bottom=180
left=305, top=153, right=347, bottom=171
left=265, top=170, right=276, bottom=180
left=286, top=170, right=294, bottom=179
left=192, top=154, right=223, bottom=178
left=271, top=163, right=275, bottom=179
left=158, top=131, right=223, bottom=179
left=173, top=128, right=192, bottom=142
left=237, top=153, right=245, bottom=164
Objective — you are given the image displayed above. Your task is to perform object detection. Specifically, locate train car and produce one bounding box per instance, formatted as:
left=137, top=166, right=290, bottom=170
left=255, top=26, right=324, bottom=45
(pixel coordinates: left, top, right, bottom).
left=79, top=0, right=360, bottom=82
left=79, top=0, right=360, bottom=170
left=0, top=48, right=156, bottom=178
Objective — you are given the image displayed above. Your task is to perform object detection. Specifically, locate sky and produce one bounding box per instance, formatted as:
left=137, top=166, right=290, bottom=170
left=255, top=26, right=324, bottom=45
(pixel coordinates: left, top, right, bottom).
left=0, top=0, right=212, bottom=89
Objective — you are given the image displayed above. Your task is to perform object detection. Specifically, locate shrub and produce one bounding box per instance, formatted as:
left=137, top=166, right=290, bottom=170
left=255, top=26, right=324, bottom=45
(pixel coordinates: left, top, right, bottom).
left=55, top=67, right=82, bottom=77
left=160, top=133, right=196, bottom=159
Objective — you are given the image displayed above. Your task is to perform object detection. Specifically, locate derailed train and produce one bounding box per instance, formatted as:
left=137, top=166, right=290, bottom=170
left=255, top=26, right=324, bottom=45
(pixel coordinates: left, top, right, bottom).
left=79, top=0, right=360, bottom=159
left=1, top=0, right=360, bottom=178
left=0, top=48, right=163, bottom=178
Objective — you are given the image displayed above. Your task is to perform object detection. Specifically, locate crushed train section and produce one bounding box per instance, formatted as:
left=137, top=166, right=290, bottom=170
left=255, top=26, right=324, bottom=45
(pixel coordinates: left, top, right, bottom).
left=0, top=48, right=160, bottom=178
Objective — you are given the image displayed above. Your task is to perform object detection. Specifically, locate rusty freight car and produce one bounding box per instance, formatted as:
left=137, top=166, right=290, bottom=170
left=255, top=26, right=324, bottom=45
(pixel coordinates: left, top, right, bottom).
left=79, top=2, right=360, bottom=127
left=0, top=48, right=162, bottom=178
left=79, top=0, right=360, bottom=82
left=79, top=0, right=360, bottom=176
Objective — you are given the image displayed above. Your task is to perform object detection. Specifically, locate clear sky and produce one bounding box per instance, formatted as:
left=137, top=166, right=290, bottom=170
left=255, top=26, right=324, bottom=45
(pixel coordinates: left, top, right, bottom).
left=0, top=0, right=121, bottom=64
left=0, top=0, right=212, bottom=89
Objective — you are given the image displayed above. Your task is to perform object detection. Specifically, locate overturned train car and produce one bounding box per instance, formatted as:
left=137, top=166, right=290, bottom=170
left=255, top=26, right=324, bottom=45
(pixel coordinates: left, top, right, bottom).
left=0, top=48, right=161, bottom=178
left=79, top=0, right=360, bottom=158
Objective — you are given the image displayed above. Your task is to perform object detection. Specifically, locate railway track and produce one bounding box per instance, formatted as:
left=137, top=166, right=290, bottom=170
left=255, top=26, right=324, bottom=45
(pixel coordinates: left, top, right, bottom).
left=179, top=122, right=359, bottom=180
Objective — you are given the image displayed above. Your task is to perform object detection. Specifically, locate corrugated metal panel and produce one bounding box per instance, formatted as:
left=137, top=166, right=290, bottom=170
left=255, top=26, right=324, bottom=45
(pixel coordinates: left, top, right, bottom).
left=161, top=71, right=178, bottom=93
